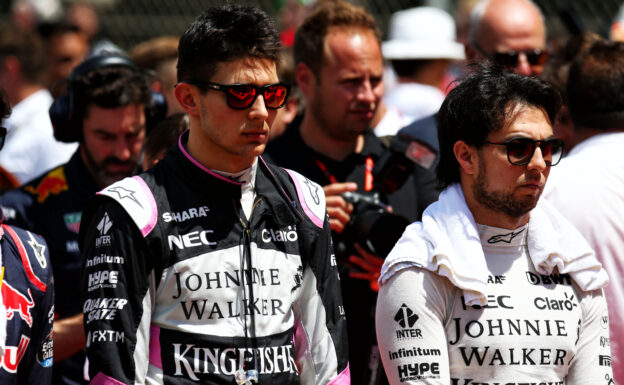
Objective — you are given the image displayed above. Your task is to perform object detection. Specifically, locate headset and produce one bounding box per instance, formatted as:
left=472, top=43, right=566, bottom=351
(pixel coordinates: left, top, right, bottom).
left=49, top=54, right=168, bottom=143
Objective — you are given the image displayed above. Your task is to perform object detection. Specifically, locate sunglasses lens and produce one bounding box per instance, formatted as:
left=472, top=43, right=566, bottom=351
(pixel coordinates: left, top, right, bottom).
left=227, top=85, right=257, bottom=109
left=541, top=139, right=564, bottom=166
left=263, top=85, right=288, bottom=109
left=507, top=138, right=534, bottom=164
left=493, top=52, right=519, bottom=67
left=526, top=50, right=548, bottom=66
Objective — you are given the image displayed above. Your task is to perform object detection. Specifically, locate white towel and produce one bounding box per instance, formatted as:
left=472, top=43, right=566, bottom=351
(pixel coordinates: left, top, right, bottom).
left=379, top=183, right=609, bottom=306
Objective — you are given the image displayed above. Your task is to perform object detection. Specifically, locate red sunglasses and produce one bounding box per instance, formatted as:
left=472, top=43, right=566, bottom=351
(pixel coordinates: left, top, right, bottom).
left=182, top=80, right=290, bottom=110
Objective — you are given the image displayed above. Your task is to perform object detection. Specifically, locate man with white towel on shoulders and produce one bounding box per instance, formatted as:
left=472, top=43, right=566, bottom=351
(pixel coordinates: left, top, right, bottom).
left=375, top=65, right=613, bottom=385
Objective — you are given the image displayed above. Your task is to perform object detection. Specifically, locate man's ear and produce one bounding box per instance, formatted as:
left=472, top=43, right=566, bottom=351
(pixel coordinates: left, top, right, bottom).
left=454, top=140, right=478, bottom=175
left=174, top=83, right=199, bottom=116
left=295, top=62, right=315, bottom=99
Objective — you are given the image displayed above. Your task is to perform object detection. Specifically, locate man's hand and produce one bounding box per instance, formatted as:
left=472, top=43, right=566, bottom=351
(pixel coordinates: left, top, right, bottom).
left=323, top=182, right=357, bottom=233
left=53, top=313, right=86, bottom=362
left=348, top=243, right=384, bottom=292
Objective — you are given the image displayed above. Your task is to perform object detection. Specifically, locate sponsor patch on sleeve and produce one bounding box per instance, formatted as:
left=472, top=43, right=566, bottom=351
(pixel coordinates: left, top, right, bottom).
left=98, top=176, right=158, bottom=237
left=283, top=169, right=326, bottom=228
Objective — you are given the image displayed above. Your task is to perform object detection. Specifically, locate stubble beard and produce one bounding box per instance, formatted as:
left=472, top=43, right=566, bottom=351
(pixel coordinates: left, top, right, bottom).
left=472, top=157, right=538, bottom=219
left=310, top=87, right=367, bottom=142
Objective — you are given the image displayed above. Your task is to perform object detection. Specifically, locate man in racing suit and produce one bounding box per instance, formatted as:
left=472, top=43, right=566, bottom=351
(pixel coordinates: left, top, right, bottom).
left=376, top=66, right=614, bottom=384
left=79, top=5, right=349, bottom=384
left=0, top=89, right=55, bottom=384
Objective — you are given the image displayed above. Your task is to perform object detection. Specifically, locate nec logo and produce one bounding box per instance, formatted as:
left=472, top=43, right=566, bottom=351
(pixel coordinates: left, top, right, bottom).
left=261, top=226, right=298, bottom=243
left=168, top=230, right=216, bottom=250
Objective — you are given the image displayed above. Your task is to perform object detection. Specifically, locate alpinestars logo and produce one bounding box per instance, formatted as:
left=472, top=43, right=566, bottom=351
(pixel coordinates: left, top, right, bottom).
left=395, top=304, right=418, bottom=328
left=27, top=231, right=47, bottom=269
left=95, top=213, right=113, bottom=248
left=487, top=228, right=525, bottom=244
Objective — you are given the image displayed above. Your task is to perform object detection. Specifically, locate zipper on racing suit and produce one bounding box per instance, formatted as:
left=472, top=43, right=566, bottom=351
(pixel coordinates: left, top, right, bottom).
left=233, top=196, right=264, bottom=383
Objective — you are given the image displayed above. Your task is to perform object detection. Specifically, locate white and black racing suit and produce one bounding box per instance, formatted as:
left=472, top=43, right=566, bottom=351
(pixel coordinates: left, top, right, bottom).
left=79, top=132, right=350, bottom=384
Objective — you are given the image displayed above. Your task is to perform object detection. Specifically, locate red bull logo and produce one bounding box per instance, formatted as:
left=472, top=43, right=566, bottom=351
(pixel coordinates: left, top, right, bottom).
left=2, top=282, right=34, bottom=327
left=24, top=167, right=68, bottom=203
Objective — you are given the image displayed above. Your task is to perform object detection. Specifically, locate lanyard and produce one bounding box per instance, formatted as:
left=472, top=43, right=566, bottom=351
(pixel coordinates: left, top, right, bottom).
left=314, top=156, right=374, bottom=192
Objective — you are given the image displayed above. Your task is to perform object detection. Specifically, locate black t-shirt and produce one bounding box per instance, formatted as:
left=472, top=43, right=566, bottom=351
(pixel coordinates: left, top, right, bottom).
left=264, top=117, right=440, bottom=384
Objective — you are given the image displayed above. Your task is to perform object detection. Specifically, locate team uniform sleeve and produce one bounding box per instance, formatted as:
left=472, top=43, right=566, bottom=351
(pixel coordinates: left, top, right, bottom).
left=293, top=212, right=350, bottom=385
left=80, top=198, right=155, bottom=384
left=565, top=288, right=614, bottom=384
left=376, top=267, right=452, bottom=385
left=15, top=230, right=55, bottom=385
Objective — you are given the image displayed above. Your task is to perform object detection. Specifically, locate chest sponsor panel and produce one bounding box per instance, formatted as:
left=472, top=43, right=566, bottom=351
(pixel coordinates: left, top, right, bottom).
left=158, top=327, right=299, bottom=385
left=153, top=245, right=303, bottom=336
left=445, top=276, right=582, bottom=372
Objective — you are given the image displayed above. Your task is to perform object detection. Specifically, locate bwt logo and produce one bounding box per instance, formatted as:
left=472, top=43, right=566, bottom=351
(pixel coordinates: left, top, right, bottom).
left=599, top=355, right=612, bottom=367
left=526, top=271, right=571, bottom=286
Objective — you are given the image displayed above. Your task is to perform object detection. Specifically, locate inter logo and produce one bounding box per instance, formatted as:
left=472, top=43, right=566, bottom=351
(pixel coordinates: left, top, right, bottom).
left=394, top=303, right=418, bottom=328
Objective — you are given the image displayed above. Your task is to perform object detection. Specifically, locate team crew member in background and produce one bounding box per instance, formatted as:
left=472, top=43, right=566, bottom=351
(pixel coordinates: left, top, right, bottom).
left=376, top=66, right=613, bottom=384
left=80, top=5, right=349, bottom=384
left=0, top=54, right=158, bottom=385
left=0, top=89, right=54, bottom=384
left=265, top=2, right=439, bottom=382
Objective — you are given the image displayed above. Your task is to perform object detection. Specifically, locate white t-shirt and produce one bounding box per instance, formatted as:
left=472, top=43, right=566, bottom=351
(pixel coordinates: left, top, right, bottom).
left=544, top=131, right=624, bottom=385
left=376, top=223, right=613, bottom=384
left=383, top=83, right=445, bottom=123
left=0, top=89, right=77, bottom=184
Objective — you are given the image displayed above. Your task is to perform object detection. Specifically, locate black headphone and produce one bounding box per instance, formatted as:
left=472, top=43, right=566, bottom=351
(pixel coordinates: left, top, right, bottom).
left=49, top=54, right=168, bottom=143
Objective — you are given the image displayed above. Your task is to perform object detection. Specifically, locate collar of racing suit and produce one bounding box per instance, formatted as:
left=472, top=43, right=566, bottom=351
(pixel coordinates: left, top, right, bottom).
left=171, top=129, right=303, bottom=229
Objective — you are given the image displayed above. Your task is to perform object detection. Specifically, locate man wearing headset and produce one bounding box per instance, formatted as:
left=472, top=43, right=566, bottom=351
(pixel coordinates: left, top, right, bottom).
left=0, top=54, right=156, bottom=385
left=79, top=5, right=348, bottom=385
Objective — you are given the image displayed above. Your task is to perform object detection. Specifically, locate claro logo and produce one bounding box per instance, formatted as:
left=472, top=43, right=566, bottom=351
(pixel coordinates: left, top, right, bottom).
left=262, top=226, right=298, bottom=243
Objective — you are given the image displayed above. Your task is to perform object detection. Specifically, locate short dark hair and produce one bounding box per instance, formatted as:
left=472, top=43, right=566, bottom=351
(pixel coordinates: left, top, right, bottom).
left=0, top=24, right=46, bottom=84
left=437, top=65, right=561, bottom=188
left=177, top=4, right=281, bottom=83
left=143, top=113, right=188, bottom=163
left=567, top=40, right=624, bottom=130
left=294, top=0, right=381, bottom=77
left=72, top=65, right=152, bottom=123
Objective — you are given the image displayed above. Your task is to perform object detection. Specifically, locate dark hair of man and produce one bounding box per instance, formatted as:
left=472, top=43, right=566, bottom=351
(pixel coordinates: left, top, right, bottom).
left=0, top=89, right=10, bottom=119
left=293, top=0, right=381, bottom=78
left=72, top=65, right=152, bottom=124
left=177, top=4, right=281, bottom=84
left=436, top=64, right=561, bottom=189
left=390, top=59, right=432, bottom=78
left=143, top=113, right=188, bottom=162
left=567, top=40, right=624, bottom=130
left=0, top=24, right=46, bottom=84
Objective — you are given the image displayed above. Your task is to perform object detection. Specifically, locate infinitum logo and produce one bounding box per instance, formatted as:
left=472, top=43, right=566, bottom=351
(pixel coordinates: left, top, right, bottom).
left=95, top=213, right=113, bottom=247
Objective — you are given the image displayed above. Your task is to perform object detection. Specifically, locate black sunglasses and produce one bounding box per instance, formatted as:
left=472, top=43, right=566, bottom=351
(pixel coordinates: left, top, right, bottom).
left=491, top=49, right=548, bottom=67
left=182, top=80, right=290, bottom=110
left=485, top=137, right=565, bottom=166
left=473, top=42, right=548, bottom=67
left=0, top=126, right=6, bottom=151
